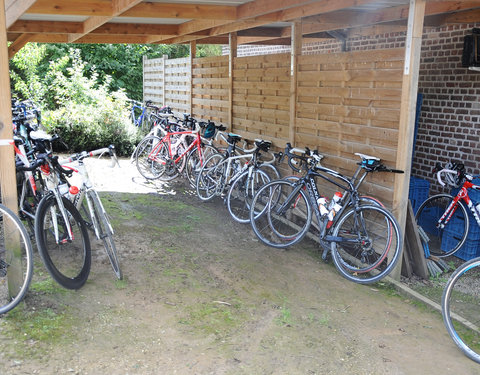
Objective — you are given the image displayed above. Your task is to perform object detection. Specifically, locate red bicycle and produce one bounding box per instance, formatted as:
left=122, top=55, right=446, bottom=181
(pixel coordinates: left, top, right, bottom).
left=135, top=118, right=217, bottom=185
left=415, top=162, right=480, bottom=258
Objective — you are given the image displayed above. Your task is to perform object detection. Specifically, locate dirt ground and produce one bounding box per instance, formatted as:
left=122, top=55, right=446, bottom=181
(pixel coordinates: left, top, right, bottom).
left=1, top=157, right=479, bottom=375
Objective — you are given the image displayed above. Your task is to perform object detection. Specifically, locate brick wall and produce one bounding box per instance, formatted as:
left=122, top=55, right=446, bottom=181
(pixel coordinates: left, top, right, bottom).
left=225, top=23, right=480, bottom=193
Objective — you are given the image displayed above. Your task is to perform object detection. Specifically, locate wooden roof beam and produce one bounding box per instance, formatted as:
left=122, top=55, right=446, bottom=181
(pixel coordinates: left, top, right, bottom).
left=121, top=2, right=237, bottom=20
left=24, top=0, right=113, bottom=17
left=9, top=20, right=83, bottom=34
left=68, top=0, right=143, bottom=43
left=8, top=33, right=33, bottom=59
left=5, top=0, right=36, bottom=28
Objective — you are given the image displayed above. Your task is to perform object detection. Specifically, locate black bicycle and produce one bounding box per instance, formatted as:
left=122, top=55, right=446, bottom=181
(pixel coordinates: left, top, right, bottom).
left=249, top=144, right=403, bottom=284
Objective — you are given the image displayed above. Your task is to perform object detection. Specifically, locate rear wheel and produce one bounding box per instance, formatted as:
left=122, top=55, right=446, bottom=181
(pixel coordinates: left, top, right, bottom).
left=185, top=144, right=218, bottom=187
left=196, top=153, right=226, bottom=201
left=0, top=203, right=34, bottom=314
left=331, top=205, right=401, bottom=284
left=35, top=194, right=91, bottom=289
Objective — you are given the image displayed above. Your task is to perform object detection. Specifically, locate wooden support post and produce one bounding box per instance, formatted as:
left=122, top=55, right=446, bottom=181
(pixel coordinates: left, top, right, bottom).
left=289, top=21, right=302, bottom=146
left=392, top=0, right=426, bottom=280
left=0, top=0, right=23, bottom=297
left=189, top=41, right=196, bottom=116
left=162, top=54, right=167, bottom=107
left=229, top=32, right=237, bottom=131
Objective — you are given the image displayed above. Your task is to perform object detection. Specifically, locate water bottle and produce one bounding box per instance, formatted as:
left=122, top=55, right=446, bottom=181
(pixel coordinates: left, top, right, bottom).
left=317, top=197, right=329, bottom=216
left=327, top=192, right=343, bottom=228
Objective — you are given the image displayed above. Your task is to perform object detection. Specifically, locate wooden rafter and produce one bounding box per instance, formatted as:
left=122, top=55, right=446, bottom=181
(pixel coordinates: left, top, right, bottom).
left=8, top=33, right=33, bottom=59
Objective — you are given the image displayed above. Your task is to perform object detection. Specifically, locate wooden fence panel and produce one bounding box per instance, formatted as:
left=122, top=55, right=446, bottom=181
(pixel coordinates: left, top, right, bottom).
left=165, top=57, right=190, bottom=114
left=192, top=56, right=229, bottom=124
left=232, top=53, right=291, bottom=144
left=143, top=56, right=164, bottom=106
left=296, top=49, right=404, bottom=205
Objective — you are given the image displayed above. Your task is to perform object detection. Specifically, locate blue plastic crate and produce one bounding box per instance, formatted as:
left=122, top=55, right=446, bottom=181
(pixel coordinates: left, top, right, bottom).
left=409, top=177, right=430, bottom=214
left=442, top=229, right=480, bottom=260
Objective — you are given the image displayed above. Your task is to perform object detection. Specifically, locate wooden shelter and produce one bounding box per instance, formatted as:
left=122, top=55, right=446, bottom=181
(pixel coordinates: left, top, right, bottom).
left=2, top=0, right=480, bottom=277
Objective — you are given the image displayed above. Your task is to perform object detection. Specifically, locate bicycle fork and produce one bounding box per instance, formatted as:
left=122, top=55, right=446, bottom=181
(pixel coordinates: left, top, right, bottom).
left=49, top=189, right=75, bottom=244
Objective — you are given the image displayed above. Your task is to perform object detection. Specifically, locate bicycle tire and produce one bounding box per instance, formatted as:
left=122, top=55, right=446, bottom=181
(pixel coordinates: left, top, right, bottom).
left=0, top=203, right=34, bottom=314
left=35, top=194, right=91, bottom=289
left=185, top=144, right=218, bottom=187
left=135, top=136, right=166, bottom=180
left=331, top=205, right=401, bottom=284
left=442, top=257, right=480, bottom=364
left=157, top=138, right=188, bottom=182
left=88, top=191, right=122, bottom=280
left=259, top=163, right=281, bottom=181
left=250, top=180, right=312, bottom=248
left=415, top=194, right=469, bottom=258
left=227, top=168, right=270, bottom=223
left=196, top=153, right=226, bottom=201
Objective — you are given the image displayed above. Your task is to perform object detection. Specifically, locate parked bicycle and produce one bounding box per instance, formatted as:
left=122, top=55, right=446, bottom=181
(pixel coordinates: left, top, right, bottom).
left=249, top=144, right=403, bottom=284
left=442, top=257, right=480, bottom=363
left=0, top=201, right=34, bottom=314
left=415, top=162, right=480, bottom=258
left=59, top=146, right=122, bottom=280
left=29, top=133, right=91, bottom=290
left=135, top=116, right=217, bottom=186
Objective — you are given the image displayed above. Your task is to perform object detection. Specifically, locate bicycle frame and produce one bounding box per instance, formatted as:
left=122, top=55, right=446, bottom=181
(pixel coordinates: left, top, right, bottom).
left=440, top=180, right=480, bottom=229
left=148, top=129, right=204, bottom=170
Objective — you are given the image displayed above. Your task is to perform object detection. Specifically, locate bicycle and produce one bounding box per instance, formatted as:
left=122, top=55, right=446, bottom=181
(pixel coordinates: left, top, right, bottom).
left=30, top=133, right=91, bottom=290
left=442, top=256, right=480, bottom=363
left=415, top=162, right=480, bottom=258
left=226, top=140, right=280, bottom=223
left=59, top=146, right=122, bottom=280
left=249, top=144, right=403, bottom=284
left=0, top=201, right=34, bottom=314
left=195, top=134, right=279, bottom=202
left=135, top=118, right=217, bottom=186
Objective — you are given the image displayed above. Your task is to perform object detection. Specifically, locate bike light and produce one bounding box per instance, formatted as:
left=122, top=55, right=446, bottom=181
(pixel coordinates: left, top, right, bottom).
left=69, top=186, right=79, bottom=195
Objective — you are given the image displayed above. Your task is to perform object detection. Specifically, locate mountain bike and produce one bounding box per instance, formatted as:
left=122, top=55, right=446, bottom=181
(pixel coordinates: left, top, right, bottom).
left=0, top=200, right=34, bottom=314
left=415, top=162, right=480, bottom=258
left=442, top=257, right=480, bottom=363
left=249, top=144, right=403, bottom=284
left=59, top=146, right=122, bottom=280
left=31, top=133, right=91, bottom=290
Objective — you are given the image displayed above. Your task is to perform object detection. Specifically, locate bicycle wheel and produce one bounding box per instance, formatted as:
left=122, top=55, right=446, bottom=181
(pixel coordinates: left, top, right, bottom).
left=0, top=204, right=34, bottom=314
left=415, top=194, right=468, bottom=257
left=442, top=257, right=480, bottom=364
left=331, top=205, right=401, bottom=284
left=135, top=136, right=166, bottom=180
left=35, top=194, right=91, bottom=289
left=196, top=153, right=226, bottom=201
left=185, top=144, right=218, bottom=187
left=250, top=180, right=312, bottom=248
left=259, top=163, right=281, bottom=181
left=88, top=191, right=122, bottom=280
left=158, top=138, right=187, bottom=182
left=227, top=168, right=270, bottom=224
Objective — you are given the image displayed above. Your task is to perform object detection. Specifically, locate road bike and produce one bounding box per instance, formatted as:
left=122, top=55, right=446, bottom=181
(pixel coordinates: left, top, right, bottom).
left=442, top=257, right=480, bottom=363
left=195, top=134, right=279, bottom=202
left=249, top=144, right=403, bottom=284
left=135, top=118, right=217, bottom=186
left=415, top=162, right=480, bottom=258
left=60, top=146, right=122, bottom=280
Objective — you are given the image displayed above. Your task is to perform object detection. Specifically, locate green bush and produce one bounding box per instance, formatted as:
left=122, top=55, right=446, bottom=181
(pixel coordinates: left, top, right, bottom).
left=43, top=93, right=141, bottom=156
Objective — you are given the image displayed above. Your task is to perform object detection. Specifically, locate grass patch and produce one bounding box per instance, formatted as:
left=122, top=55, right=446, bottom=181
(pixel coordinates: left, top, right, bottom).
left=29, top=279, right=68, bottom=295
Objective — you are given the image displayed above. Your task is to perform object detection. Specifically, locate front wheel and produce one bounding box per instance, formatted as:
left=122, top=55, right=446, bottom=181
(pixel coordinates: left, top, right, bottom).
left=415, top=194, right=468, bottom=258
left=227, top=168, right=270, bottom=223
left=442, top=257, right=480, bottom=364
left=135, top=136, right=166, bottom=180
left=331, top=205, right=401, bottom=284
left=249, top=180, right=312, bottom=248
left=88, top=191, right=122, bottom=280
left=35, top=194, right=91, bottom=289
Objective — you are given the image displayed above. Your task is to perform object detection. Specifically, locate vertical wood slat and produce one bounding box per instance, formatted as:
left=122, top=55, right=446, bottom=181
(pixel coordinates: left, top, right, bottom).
left=189, top=41, right=196, bottom=115
left=289, top=21, right=302, bottom=145
left=392, top=0, right=426, bottom=280
left=229, top=32, right=237, bottom=130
